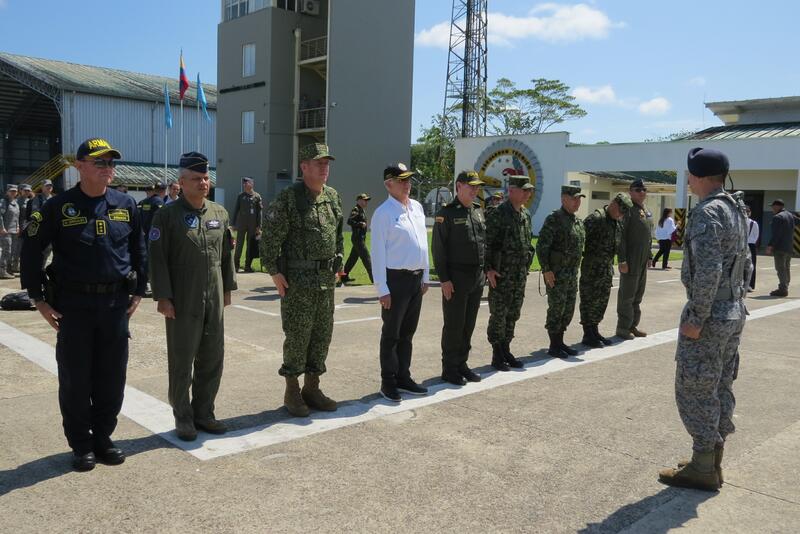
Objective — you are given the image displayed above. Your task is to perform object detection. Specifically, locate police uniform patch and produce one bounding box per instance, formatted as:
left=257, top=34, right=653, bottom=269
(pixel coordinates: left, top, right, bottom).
left=108, top=209, right=130, bottom=222
left=31, top=211, right=43, bottom=223
left=27, top=222, right=39, bottom=237
left=149, top=227, right=161, bottom=241
left=96, top=220, right=107, bottom=236
left=62, top=203, right=80, bottom=219
left=184, top=214, right=199, bottom=229
left=206, top=219, right=221, bottom=229
left=62, top=217, right=88, bottom=227
left=454, top=218, right=467, bottom=224
left=142, top=204, right=152, bottom=211
left=435, top=216, right=445, bottom=223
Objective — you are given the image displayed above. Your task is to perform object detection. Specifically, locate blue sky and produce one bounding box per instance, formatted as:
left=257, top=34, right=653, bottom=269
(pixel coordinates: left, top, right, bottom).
left=1, top=1, right=799, bottom=144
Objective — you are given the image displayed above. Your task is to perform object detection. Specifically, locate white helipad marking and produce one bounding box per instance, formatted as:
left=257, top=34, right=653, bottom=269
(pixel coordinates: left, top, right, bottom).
left=1, top=299, right=798, bottom=461
left=232, top=304, right=279, bottom=317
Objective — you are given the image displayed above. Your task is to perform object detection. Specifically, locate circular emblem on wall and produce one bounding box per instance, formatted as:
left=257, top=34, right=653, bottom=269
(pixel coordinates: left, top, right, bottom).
left=474, top=138, right=544, bottom=215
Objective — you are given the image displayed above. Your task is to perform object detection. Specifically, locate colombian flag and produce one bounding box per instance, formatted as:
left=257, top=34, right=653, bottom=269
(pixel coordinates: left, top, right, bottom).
left=178, top=52, right=190, bottom=100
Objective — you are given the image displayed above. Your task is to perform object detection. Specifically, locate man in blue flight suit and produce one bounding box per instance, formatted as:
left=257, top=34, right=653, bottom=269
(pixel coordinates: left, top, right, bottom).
left=20, top=138, right=147, bottom=472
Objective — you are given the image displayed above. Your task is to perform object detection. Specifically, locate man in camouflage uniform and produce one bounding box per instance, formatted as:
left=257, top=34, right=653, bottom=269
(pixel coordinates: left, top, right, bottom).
left=260, top=143, right=343, bottom=416
left=616, top=178, right=654, bottom=339
left=432, top=171, right=487, bottom=385
left=537, top=185, right=586, bottom=357
left=485, top=175, right=535, bottom=371
left=579, top=193, right=632, bottom=347
left=341, top=193, right=373, bottom=284
left=231, top=177, right=262, bottom=272
left=659, top=148, right=751, bottom=492
left=0, top=184, right=20, bottom=278
left=149, top=152, right=237, bottom=441
left=484, top=191, right=504, bottom=216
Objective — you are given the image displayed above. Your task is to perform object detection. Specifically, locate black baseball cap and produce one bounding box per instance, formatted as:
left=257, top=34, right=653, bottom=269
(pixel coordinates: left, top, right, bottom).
left=76, top=138, right=122, bottom=160
left=384, top=163, right=415, bottom=180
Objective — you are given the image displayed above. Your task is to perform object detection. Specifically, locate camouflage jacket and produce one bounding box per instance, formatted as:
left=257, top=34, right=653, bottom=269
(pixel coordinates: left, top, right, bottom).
left=537, top=207, right=585, bottom=273
left=261, top=182, right=344, bottom=290
left=582, top=207, right=619, bottom=265
left=681, top=188, right=751, bottom=327
left=485, top=200, right=534, bottom=275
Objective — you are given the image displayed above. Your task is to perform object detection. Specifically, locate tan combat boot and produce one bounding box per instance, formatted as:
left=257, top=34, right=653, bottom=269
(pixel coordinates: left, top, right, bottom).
left=284, top=376, right=310, bottom=417
left=659, top=450, right=720, bottom=491
left=301, top=373, right=337, bottom=412
left=678, top=443, right=724, bottom=484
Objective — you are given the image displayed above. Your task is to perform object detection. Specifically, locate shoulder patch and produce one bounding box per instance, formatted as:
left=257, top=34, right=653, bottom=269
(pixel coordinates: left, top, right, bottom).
left=149, top=227, right=161, bottom=241
left=31, top=211, right=43, bottom=222
left=27, top=222, right=39, bottom=237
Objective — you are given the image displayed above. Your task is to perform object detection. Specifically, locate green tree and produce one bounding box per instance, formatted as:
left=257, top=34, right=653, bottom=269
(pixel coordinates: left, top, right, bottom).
left=487, top=78, right=587, bottom=135
left=410, top=114, right=457, bottom=200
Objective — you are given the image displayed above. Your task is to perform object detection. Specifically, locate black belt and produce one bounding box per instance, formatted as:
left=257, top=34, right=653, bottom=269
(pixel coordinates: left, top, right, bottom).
left=287, top=258, right=335, bottom=271
left=387, top=268, right=423, bottom=276
left=60, top=279, right=126, bottom=295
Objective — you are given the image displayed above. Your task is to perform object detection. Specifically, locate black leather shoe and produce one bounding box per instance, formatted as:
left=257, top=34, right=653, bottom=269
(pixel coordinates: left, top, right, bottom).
left=380, top=384, right=401, bottom=402
left=397, top=378, right=428, bottom=395
left=72, top=452, right=96, bottom=472
left=459, top=366, right=482, bottom=383
left=441, top=369, right=466, bottom=386
left=95, top=447, right=125, bottom=465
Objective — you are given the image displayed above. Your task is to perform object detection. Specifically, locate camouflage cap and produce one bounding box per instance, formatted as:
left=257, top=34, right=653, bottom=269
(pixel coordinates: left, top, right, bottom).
left=356, top=193, right=371, bottom=201
left=299, top=143, right=335, bottom=162
left=491, top=191, right=504, bottom=199
left=507, top=175, right=534, bottom=190
left=456, top=170, right=484, bottom=186
left=561, top=185, right=585, bottom=198
left=613, top=192, right=633, bottom=210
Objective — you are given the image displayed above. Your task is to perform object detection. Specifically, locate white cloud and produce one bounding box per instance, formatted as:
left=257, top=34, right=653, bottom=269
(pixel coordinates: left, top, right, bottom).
left=688, top=76, right=706, bottom=87
left=638, top=97, right=671, bottom=116
left=415, top=3, right=624, bottom=49
left=571, top=84, right=617, bottom=104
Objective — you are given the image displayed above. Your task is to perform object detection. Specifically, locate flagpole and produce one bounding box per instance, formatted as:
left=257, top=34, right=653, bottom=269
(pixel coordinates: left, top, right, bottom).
left=180, top=99, right=184, bottom=155
left=197, top=92, right=200, bottom=151
left=164, top=124, right=168, bottom=182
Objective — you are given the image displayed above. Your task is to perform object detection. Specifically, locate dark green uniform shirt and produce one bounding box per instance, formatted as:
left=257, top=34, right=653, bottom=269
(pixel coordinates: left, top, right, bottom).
left=346, top=204, right=368, bottom=241
left=432, top=199, right=486, bottom=283
left=148, top=197, right=237, bottom=309
left=232, top=191, right=263, bottom=230
left=618, top=201, right=653, bottom=268
left=536, top=207, right=586, bottom=273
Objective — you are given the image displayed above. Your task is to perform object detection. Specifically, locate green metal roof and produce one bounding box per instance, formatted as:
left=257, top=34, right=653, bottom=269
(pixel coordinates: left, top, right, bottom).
left=0, top=52, right=216, bottom=108
left=113, top=163, right=217, bottom=189
left=581, top=170, right=677, bottom=185
left=683, top=122, right=800, bottom=141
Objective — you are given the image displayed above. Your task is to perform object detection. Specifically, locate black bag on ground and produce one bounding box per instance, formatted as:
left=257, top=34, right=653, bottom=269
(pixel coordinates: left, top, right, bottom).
left=1, top=291, right=35, bottom=310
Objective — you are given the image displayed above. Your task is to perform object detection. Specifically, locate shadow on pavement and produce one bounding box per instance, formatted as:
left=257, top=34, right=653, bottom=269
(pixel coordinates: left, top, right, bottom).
left=578, top=487, right=714, bottom=533
left=243, top=294, right=281, bottom=302
left=0, top=434, right=167, bottom=497
left=342, top=296, right=380, bottom=304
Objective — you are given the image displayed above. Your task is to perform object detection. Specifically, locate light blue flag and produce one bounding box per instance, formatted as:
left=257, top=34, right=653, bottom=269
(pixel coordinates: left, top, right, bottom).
left=197, top=73, right=212, bottom=122
left=164, top=83, right=173, bottom=129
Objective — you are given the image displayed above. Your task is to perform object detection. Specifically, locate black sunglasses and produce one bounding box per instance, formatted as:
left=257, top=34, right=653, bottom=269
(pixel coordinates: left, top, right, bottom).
left=631, top=187, right=647, bottom=193
left=81, top=159, right=118, bottom=169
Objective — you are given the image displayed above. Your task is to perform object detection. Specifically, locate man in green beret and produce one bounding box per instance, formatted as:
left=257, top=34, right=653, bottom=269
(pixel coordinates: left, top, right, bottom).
left=537, top=185, right=586, bottom=357
left=485, top=175, right=535, bottom=370
left=260, top=143, right=343, bottom=417
left=578, top=192, right=631, bottom=347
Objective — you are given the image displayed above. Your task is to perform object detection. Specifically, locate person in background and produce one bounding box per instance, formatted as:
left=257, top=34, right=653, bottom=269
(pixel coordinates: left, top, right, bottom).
left=766, top=198, right=796, bottom=297
left=745, top=206, right=759, bottom=292
left=164, top=182, right=181, bottom=204
left=652, top=208, right=677, bottom=269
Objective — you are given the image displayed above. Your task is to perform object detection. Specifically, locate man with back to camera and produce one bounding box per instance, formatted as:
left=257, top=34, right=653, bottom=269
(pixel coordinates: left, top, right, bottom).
left=20, top=138, right=147, bottom=471
left=659, top=147, right=751, bottom=491
left=765, top=198, right=796, bottom=297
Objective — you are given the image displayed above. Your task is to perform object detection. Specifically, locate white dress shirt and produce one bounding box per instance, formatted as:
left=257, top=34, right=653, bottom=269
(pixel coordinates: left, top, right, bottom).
left=371, top=195, right=430, bottom=296
left=654, top=217, right=677, bottom=240
left=747, top=218, right=759, bottom=245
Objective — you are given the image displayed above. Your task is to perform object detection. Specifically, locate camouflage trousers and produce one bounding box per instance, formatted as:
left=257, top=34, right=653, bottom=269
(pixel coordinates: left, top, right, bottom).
left=675, top=312, right=745, bottom=452
left=545, top=268, right=578, bottom=333
left=0, top=234, right=19, bottom=273
left=279, top=285, right=334, bottom=377
left=579, top=260, right=613, bottom=326
left=487, top=270, right=527, bottom=345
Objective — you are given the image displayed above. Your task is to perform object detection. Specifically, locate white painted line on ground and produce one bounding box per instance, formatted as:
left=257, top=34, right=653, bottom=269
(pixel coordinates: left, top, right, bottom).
left=1, top=299, right=798, bottom=461
left=333, top=317, right=381, bottom=325
left=656, top=279, right=681, bottom=284
left=232, top=304, right=279, bottom=317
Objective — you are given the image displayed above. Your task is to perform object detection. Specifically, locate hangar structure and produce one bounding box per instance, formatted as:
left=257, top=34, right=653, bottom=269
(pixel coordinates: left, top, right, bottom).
left=0, top=52, right=218, bottom=193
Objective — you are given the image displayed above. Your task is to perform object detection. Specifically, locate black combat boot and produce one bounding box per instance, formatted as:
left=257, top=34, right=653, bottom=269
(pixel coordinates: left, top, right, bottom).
left=547, top=332, right=567, bottom=358
left=559, top=332, right=579, bottom=356
left=502, top=342, right=524, bottom=368
left=581, top=324, right=603, bottom=348
left=491, top=345, right=510, bottom=371
left=594, top=325, right=613, bottom=346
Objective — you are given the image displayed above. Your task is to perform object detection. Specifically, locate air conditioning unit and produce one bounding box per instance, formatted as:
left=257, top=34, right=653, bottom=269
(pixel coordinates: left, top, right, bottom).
left=301, top=0, right=320, bottom=16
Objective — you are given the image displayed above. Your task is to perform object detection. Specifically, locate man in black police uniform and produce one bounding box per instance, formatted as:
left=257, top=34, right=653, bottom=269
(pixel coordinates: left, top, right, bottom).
left=432, top=170, right=487, bottom=385
left=342, top=193, right=373, bottom=284
left=139, top=182, right=166, bottom=237
left=21, top=138, right=147, bottom=472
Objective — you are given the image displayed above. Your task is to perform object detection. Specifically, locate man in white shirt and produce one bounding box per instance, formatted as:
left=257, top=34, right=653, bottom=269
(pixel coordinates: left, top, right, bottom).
left=745, top=205, right=759, bottom=291
left=371, top=163, right=430, bottom=402
left=164, top=182, right=181, bottom=204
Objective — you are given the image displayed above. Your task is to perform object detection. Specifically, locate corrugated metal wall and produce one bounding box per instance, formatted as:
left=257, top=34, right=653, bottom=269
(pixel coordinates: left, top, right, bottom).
left=62, top=92, right=216, bottom=165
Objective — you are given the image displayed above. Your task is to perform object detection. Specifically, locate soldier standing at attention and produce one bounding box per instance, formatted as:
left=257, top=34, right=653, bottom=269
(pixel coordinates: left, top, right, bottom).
left=537, top=185, right=586, bottom=357
left=578, top=193, right=632, bottom=347
left=432, top=171, right=486, bottom=385
left=659, top=148, right=750, bottom=492
left=231, top=177, right=262, bottom=273
left=485, top=175, right=535, bottom=371
left=765, top=198, right=796, bottom=297
left=260, top=143, right=343, bottom=416
left=0, top=184, right=20, bottom=278
left=341, top=193, right=373, bottom=284
left=149, top=152, right=237, bottom=441
left=616, top=178, right=653, bottom=340
left=20, top=138, right=146, bottom=471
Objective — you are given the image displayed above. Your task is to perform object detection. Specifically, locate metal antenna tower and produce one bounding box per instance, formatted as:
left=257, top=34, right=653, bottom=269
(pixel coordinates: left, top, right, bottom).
left=441, top=0, right=488, bottom=139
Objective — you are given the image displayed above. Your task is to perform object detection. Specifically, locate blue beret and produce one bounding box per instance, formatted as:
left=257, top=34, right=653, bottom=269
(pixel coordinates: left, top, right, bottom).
left=687, top=147, right=729, bottom=177
left=179, top=151, right=209, bottom=173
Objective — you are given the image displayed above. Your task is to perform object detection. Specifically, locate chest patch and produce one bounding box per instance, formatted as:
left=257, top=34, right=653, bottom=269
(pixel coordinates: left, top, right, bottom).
left=108, top=209, right=130, bottom=222
left=206, top=219, right=221, bottom=230
left=149, top=227, right=161, bottom=241
left=62, top=217, right=87, bottom=227
left=454, top=218, right=467, bottom=225
left=184, top=213, right=199, bottom=229
left=62, top=203, right=80, bottom=219
left=96, top=220, right=107, bottom=236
